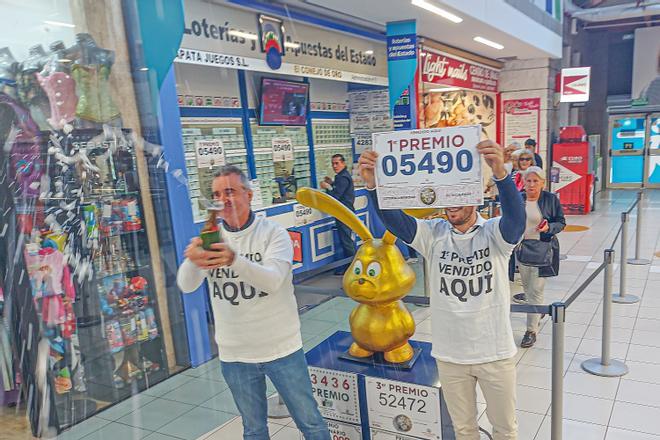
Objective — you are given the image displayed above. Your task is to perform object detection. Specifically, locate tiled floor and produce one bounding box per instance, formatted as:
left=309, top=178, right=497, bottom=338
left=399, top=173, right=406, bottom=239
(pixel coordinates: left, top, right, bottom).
left=53, top=190, right=660, bottom=440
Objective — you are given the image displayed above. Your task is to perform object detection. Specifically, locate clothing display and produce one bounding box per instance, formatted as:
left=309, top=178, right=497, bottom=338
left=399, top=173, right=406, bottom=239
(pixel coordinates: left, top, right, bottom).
left=0, top=93, right=44, bottom=197
left=177, top=214, right=302, bottom=363
left=72, top=64, right=120, bottom=123
left=37, top=72, right=78, bottom=129
left=0, top=33, right=168, bottom=434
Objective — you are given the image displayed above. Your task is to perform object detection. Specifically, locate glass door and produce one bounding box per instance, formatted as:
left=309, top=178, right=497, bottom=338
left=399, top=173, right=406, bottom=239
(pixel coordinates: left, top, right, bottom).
left=644, top=114, right=660, bottom=188
left=607, top=115, right=646, bottom=188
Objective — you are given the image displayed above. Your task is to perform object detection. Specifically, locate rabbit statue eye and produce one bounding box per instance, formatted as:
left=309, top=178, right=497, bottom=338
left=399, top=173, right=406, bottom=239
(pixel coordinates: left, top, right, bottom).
left=353, top=261, right=363, bottom=275
left=366, top=262, right=382, bottom=277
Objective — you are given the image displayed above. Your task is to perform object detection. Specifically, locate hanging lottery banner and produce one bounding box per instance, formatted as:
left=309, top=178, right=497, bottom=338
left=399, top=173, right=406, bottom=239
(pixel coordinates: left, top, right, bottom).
left=373, top=125, right=483, bottom=209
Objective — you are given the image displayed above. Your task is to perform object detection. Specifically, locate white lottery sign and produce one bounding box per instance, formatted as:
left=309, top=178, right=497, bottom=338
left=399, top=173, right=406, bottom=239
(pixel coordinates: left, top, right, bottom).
left=373, top=126, right=483, bottom=209
left=294, top=203, right=314, bottom=226
left=194, top=139, right=225, bottom=168
left=326, top=420, right=362, bottom=440
left=309, top=367, right=360, bottom=424
left=365, top=377, right=442, bottom=440
left=272, top=137, right=294, bottom=162
left=370, top=428, right=425, bottom=440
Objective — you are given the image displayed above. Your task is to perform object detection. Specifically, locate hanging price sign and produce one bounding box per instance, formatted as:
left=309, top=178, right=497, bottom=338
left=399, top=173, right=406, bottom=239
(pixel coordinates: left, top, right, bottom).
left=194, top=139, right=225, bottom=168
left=272, top=137, right=294, bottom=162
left=294, top=204, right=314, bottom=226
left=365, top=377, right=442, bottom=439
left=373, top=125, right=483, bottom=209
left=309, top=367, right=360, bottom=424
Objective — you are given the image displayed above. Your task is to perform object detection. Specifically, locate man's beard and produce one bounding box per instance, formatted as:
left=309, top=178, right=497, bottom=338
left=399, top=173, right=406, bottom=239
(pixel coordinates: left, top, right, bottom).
left=448, top=211, right=475, bottom=227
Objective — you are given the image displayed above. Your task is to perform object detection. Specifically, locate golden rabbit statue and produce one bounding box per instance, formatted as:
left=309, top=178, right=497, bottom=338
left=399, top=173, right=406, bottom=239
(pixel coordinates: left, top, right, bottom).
left=296, top=188, right=417, bottom=363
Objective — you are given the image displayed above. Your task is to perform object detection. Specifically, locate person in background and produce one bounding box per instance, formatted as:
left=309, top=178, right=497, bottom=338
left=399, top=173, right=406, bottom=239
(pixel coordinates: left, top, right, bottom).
left=320, top=154, right=356, bottom=272
left=514, top=150, right=536, bottom=191
left=510, top=167, right=565, bottom=348
left=358, top=141, right=526, bottom=440
left=177, top=166, right=330, bottom=440
left=524, top=139, right=543, bottom=169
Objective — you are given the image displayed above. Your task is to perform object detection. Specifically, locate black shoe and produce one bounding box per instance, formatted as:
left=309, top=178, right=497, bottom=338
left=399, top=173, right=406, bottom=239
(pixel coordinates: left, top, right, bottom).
left=512, top=293, right=527, bottom=304
left=521, top=331, right=536, bottom=348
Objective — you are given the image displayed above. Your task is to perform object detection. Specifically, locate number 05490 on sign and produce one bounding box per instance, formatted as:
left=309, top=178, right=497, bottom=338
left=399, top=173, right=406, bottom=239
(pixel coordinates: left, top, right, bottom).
left=373, top=126, right=483, bottom=209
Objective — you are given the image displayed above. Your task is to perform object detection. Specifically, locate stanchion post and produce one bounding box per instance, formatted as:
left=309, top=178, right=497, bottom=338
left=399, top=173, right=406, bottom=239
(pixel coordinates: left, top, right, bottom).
left=629, top=190, right=650, bottom=266
left=613, top=212, right=640, bottom=304
left=551, top=302, right=565, bottom=440
left=582, top=249, right=629, bottom=377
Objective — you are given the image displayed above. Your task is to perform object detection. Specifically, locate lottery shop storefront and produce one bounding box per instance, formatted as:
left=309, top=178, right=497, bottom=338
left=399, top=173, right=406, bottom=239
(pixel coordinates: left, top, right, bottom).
left=164, top=0, right=402, bottom=364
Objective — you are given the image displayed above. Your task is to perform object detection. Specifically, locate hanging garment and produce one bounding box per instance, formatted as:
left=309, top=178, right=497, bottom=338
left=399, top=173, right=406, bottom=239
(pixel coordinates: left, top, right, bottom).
left=36, top=72, right=78, bottom=130
left=0, top=93, right=43, bottom=197
left=71, top=64, right=120, bottom=123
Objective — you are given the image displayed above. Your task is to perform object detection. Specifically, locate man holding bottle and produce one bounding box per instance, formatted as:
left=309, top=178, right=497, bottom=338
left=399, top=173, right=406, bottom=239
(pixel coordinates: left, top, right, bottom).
left=177, top=165, right=329, bottom=440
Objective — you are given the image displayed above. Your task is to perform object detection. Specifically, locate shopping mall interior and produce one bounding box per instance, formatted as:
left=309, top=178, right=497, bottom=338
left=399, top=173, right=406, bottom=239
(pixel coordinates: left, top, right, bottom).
left=1, top=0, right=659, bottom=439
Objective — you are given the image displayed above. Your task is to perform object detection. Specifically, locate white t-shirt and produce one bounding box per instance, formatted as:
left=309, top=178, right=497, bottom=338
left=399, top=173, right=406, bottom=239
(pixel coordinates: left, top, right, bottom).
left=177, top=215, right=302, bottom=363
left=524, top=201, right=543, bottom=240
left=411, top=215, right=517, bottom=364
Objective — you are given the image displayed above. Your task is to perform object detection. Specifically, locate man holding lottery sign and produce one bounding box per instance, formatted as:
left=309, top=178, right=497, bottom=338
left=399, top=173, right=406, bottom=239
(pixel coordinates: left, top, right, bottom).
left=358, top=135, right=526, bottom=440
left=372, top=126, right=485, bottom=209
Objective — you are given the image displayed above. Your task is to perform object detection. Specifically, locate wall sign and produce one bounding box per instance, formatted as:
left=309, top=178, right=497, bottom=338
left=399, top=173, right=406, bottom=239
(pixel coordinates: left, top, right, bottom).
left=373, top=126, right=483, bottom=209
left=179, top=0, right=387, bottom=85
left=421, top=51, right=499, bottom=93
left=502, top=98, right=541, bottom=148
left=365, top=377, right=442, bottom=440
left=560, top=67, right=591, bottom=103
left=309, top=367, right=360, bottom=425
left=272, top=137, right=294, bottom=162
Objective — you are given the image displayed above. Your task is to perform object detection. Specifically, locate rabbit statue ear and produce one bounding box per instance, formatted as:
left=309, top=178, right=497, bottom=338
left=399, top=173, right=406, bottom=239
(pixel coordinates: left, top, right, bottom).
left=382, top=230, right=398, bottom=245
left=296, top=187, right=373, bottom=241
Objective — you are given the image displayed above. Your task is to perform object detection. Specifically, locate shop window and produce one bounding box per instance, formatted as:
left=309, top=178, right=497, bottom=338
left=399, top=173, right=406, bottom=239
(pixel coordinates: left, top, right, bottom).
left=0, top=0, right=188, bottom=434
left=250, top=121, right=311, bottom=207
left=181, top=118, right=249, bottom=222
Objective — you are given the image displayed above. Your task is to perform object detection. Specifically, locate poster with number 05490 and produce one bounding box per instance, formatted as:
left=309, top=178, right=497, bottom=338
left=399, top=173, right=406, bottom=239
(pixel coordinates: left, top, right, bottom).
left=373, top=126, right=483, bottom=209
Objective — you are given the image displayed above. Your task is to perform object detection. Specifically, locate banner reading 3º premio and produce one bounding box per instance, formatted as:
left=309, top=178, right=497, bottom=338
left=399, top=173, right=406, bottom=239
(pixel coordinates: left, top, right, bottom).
left=373, top=126, right=483, bottom=209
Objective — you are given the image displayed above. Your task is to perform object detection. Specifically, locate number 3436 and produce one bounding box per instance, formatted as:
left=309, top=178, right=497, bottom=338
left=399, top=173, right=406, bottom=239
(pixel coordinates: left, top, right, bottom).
left=380, top=151, right=473, bottom=177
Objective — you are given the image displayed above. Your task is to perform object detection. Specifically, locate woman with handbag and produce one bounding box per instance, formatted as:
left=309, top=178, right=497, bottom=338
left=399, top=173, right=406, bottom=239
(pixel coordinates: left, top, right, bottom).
left=509, top=166, right=565, bottom=348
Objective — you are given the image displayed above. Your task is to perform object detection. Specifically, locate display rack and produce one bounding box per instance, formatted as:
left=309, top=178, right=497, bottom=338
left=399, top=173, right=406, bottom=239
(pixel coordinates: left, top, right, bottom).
left=250, top=121, right=311, bottom=207
left=0, top=127, right=171, bottom=429
left=312, top=119, right=353, bottom=185
left=180, top=117, right=248, bottom=222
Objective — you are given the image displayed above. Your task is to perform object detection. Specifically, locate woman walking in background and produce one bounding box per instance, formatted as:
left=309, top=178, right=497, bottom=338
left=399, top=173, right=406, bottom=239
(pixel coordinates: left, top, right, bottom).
left=513, top=149, right=536, bottom=191
left=510, top=167, right=565, bottom=348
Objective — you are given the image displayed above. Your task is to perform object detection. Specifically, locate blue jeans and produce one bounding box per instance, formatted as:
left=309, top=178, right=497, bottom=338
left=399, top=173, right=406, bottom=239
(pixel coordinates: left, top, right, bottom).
left=336, top=220, right=355, bottom=258
left=221, top=349, right=330, bottom=440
